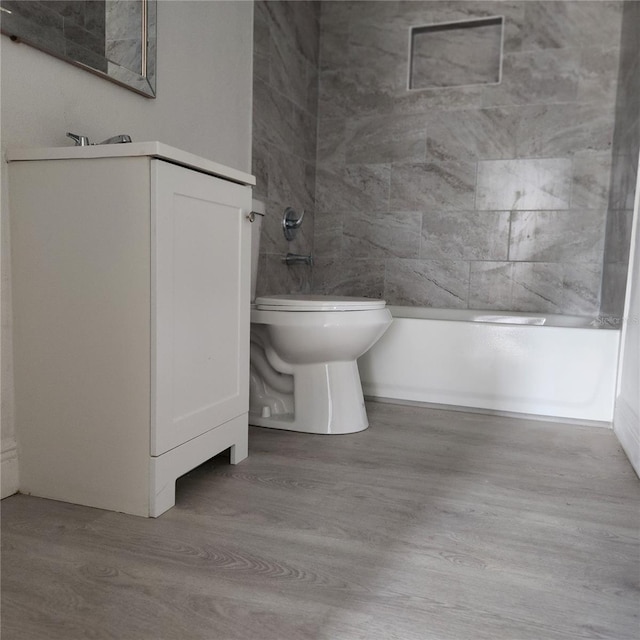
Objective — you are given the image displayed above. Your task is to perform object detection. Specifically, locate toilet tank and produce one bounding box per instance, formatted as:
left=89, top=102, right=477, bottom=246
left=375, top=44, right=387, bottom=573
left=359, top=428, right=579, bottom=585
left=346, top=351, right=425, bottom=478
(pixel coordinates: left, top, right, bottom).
left=251, top=199, right=265, bottom=302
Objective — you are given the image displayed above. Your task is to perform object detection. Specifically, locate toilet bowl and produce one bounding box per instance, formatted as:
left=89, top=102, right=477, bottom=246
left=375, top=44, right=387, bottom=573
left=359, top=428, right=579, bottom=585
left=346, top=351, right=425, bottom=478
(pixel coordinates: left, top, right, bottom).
left=249, top=201, right=392, bottom=434
left=250, top=295, right=392, bottom=433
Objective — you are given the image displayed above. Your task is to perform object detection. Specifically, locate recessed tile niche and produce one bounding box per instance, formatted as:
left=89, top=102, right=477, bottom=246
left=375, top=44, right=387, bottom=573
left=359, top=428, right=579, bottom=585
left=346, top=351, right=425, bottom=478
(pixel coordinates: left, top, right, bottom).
left=409, top=16, right=504, bottom=90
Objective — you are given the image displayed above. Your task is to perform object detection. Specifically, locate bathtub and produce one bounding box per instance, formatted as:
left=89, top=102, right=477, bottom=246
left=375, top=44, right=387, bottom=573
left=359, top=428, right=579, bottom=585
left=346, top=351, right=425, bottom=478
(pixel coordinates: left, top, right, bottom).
left=358, top=306, right=621, bottom=425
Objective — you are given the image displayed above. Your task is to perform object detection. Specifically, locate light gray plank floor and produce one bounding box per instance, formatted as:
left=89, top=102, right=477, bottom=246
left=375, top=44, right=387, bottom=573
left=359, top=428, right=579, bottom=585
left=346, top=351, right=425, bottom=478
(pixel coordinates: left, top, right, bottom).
left=2, top=402, right=639, bottom=640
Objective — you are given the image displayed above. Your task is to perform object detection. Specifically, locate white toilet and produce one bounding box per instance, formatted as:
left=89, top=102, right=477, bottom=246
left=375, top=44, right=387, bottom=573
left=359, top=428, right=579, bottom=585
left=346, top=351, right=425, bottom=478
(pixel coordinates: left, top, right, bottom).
left=249, top=201, right=392, bottom=434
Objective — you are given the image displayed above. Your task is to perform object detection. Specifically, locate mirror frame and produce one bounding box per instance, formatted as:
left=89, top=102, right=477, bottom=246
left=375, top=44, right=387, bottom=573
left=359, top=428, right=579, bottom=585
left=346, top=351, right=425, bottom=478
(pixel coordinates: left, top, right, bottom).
left=0, top=0, right=157, bottom=98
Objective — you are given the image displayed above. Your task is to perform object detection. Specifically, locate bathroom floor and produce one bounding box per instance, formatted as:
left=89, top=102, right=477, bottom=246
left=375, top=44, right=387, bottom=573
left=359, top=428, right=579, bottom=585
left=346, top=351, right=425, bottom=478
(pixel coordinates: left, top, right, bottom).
left=2, top=402, right=639, bottom=640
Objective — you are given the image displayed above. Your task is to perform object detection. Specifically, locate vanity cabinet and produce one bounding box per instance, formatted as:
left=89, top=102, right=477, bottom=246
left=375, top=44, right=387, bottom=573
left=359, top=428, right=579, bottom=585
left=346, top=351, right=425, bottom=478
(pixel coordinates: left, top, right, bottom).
left=8, top=143, right=254, bottom=517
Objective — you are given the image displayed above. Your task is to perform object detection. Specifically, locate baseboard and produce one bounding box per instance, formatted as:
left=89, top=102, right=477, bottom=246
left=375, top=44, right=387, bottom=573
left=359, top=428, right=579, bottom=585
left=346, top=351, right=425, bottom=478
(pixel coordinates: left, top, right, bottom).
left=614, top=397, right=640, bottom=478
left=1, top=437, right=19, bottom=498
left=366, top=396, right=613, bottom=429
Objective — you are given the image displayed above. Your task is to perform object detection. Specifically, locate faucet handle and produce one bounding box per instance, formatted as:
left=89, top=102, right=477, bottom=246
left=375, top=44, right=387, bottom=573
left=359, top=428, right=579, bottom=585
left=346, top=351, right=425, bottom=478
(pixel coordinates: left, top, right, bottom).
left=66, top=132, right=90, bottom=146
left=282, top=207, right=305, bottom=240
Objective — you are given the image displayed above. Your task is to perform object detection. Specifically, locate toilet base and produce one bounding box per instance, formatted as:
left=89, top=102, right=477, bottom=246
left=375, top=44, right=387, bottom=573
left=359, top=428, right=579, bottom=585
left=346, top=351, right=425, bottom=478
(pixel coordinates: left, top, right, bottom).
left=249, top=361, right=369, bottom=434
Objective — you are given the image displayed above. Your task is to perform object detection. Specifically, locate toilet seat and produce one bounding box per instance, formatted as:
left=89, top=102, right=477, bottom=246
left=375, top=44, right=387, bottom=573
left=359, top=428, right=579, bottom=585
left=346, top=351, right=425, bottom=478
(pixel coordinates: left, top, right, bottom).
left=255, top=294, right=386, bottom=312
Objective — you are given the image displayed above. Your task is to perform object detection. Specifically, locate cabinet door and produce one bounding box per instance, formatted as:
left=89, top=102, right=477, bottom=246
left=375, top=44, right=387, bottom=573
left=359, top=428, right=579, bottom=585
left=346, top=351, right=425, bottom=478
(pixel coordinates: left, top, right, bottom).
left=152, top=160, right=251, bottom=456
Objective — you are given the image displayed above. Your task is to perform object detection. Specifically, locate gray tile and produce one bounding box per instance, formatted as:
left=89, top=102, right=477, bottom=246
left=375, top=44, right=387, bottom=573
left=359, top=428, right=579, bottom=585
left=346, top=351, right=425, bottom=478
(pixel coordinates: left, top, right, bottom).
left=270, top=35, right=309, bottom=111
left=509, top=210, right=606, bottom=263
left=312, top=256, right=385, bottom=298
left=521, top=1, right=622, bottom=52
left=317, top=70, right=346, bottom=120
left=316, top=165, right=390, bottom=214
left=319, top=0, right=354, bottom=48
left=253, top=50, right=269, bottom=84
left=476, top=159, right=572, bottom=211
left=420, top=211, right=510, bottom=261
left=264, top=0, right=319, bottom=67
left=344, top=211, right=422, bottom=259
left=306, top=59, right=319, bottom=119
left=318, top=68, right=393, bottom=121
left=253, top=77, right=294, bottom=152
left=600, top=262, right=629, bottom=318
left=349, top=20, right=407, bottom=95
left=609, top=151, right=639, bottom=211
left=319, top=20, right=349, bottom=73
left=390, top=162, right=476, bottom=212
left=313, top=210, right=343, bottom=262
left=302, top=162, right=317, bottom=216
left=427, top=107, right=518, bottom=162
left=263, top=254, right=312, bottom=296
left=253, top=0, right=271, bottom=60
left=394, top=84, right=484, bottom=116
left=562, top=263, right=602, bottom=316
left=578, top=47, right=620, bottom=104
left=603, top=209, right=634, bottom=265
left=618, top=19, right=640, bottom=114
left=384, top=259, right=470, bottom=308
left=266, top=147, right=311, bottom=216
left=316, top=119, right=347, bottom=169
left=483, top=49, right=580, bottom=107
left=345, top=113, right=427, bottom=164
left=291, top=104, right=317, bottom=163
left=469, top=262, right=515, bottom=311
left=511, top=262, right=564, bottom=313
left=515, top=103, right=615, bottom=158
left=571, top=154, right=612, bottom=210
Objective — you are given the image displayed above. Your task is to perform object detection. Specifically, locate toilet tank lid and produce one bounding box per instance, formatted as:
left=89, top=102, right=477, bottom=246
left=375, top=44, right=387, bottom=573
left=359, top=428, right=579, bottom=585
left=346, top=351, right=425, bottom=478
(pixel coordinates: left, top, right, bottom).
left=255, top=294, right=387, bottom=311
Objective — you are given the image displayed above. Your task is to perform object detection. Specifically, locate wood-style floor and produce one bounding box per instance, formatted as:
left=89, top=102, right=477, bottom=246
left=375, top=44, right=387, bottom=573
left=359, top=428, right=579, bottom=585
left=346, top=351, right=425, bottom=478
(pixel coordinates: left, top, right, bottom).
left=2, top=402, right=639, bottom=640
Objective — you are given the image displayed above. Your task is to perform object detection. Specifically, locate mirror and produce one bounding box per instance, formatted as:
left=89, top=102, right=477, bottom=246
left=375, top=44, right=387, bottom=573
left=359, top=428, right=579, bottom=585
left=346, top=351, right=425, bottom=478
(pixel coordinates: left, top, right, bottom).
left=0, top=0, right=156, bottom=98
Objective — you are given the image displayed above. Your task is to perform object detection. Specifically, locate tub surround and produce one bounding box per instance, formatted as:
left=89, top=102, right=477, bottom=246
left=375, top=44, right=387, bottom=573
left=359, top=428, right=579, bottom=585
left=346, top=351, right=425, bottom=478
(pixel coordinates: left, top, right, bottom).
left=251, top=0, right=320, bottom=296
left=313, top=0, right=623, bottom=317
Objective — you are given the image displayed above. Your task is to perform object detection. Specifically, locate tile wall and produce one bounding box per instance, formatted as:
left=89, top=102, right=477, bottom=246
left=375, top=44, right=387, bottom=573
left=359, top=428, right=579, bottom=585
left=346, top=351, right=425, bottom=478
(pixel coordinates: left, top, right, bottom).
left=251, top=0, right=320, bottom=297
left=601, top=0, right=640, bottom=318
left=312, top=0, right=624, bottom=315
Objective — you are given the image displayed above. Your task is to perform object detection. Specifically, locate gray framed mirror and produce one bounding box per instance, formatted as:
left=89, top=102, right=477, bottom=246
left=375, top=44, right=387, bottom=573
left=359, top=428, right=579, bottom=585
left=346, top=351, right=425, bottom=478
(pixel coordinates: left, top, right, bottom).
left=0, top=0, right=157, bottom=98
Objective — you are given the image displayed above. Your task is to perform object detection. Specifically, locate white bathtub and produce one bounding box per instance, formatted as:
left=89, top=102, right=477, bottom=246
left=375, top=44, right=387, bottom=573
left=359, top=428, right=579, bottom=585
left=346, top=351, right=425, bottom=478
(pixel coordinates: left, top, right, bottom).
left=358, top=306, right=621, bottom=424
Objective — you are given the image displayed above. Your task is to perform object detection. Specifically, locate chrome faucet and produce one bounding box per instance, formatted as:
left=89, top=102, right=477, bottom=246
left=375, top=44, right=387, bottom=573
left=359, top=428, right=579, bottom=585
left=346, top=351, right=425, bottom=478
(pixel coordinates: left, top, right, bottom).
left=66, top=132, right=132, bottom=146
left=98, top=134, right=132, bottom=145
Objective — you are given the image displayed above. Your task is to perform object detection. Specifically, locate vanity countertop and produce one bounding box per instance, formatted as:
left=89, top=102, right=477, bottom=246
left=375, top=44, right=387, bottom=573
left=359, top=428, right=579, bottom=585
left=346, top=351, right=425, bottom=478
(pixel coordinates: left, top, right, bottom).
left=5, top=141, right=255, bottom=186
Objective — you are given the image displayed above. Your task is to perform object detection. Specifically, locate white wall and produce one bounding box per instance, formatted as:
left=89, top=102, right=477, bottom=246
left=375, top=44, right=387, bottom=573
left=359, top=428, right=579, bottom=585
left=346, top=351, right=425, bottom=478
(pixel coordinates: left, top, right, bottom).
left=0, top=0, right=255, bottom=498
left=614, top=154, right=640, bottom=477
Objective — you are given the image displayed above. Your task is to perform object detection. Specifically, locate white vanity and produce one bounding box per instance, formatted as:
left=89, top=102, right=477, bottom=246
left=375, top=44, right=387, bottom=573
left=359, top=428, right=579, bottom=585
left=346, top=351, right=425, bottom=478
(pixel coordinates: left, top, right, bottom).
left=7, top=143, right=255, bottom=517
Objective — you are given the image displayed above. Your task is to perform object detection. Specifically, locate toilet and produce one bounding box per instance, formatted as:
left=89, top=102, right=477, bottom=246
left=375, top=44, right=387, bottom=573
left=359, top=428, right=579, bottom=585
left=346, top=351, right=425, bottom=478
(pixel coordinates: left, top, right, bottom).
left=249, top=200, right=392, bottom=434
